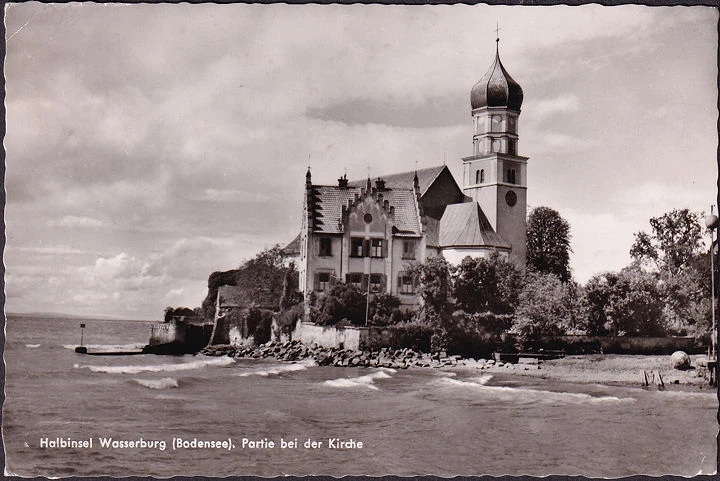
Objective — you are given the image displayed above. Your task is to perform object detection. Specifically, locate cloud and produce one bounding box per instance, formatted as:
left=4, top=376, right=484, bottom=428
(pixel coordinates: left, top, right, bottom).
left=11, top=245, right=87, bottom=255
left=50, top=215, right=107, bottom=228
left=192, top=188, right=271, bottom=203
left=523, top=94, right=580, bottom=120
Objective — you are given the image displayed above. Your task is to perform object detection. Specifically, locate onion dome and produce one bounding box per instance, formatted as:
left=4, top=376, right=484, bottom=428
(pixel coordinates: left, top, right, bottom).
left=470, top=42, right=523, bottom=112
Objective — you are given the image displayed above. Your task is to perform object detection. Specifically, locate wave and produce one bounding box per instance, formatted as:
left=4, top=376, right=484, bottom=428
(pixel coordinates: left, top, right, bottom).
left=134, top=377, right=179, bottom=389
left=234, top=360, right=316, bottom=377
left=63, top=343, right=146, bottom=352
left=431, top=377, right=636, bottom=405
left=323, top=370, right=392, bottom=391
left=74, top=356, right=234, bottom=374
left=25, top=344, right=41, bottom=348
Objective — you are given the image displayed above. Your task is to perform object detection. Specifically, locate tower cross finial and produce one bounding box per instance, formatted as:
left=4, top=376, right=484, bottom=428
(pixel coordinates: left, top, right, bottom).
left=495, top=22, right=501, bottom=44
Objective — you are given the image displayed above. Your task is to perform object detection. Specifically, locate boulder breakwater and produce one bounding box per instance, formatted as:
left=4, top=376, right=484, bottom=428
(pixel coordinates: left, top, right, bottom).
left=201, top=340, right=520, bottom=370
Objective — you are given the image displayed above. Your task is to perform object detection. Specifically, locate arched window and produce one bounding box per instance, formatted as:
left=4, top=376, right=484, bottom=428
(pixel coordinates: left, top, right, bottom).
left=480, top=169, right=485, bottom=183
left=475, top=170, right=480, bottom=184
left=507, top=169, right=516, bottom=184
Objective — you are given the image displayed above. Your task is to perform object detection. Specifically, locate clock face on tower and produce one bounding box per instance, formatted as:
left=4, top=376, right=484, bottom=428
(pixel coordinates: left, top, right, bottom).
left=505, top=190, right=517, bottom=207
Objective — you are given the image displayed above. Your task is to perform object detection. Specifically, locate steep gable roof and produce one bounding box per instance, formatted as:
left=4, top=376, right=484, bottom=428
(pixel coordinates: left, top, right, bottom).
left=311, top=185, right=422, bottom=235
left=280, top=233, right=301, bottom=257
left=439, top=202, right=510, bottom=249
left=348, top=165, right=447, bottom=196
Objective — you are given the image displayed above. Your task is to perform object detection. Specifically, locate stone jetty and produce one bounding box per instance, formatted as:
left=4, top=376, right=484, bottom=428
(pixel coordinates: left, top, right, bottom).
left=201, top=340, right=519, bottom=370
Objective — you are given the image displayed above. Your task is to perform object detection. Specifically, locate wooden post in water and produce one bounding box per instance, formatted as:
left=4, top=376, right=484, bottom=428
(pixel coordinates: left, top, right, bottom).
left=75, top=323, right=88, bottom=354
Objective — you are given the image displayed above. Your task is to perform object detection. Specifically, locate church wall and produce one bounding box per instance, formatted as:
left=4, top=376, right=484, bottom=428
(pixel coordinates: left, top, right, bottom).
left=441, top=247, right=509, bottom=266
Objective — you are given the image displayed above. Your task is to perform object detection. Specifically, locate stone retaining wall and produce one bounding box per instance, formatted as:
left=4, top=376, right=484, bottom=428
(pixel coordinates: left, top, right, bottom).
left=293, top=322, right=366, bottom=351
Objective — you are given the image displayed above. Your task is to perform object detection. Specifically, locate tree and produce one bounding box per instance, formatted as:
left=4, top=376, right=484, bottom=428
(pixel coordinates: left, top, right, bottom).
left=310, top=282, right=367, bottom=326
left=513, top=272, right=584, bottom=344
left=630, top=209, right=711, bottom=339
left=452, top=252, right=522, bottom=315
left=526, top=207, right=572, bottom=282
left=234, top=245, right=288, bottom=310
left=630, top=208, right=703, bottom=278
left=368, top=292, right=402, bottom=326
left=279, top=261, right=303, bottom=310
left=584, top=267, right=665, bottom=336
left=199, top=246, right=290, bottom=321
left=406, top=256, right=452, bottom=322
left=164, top=306, right=198, bottom=322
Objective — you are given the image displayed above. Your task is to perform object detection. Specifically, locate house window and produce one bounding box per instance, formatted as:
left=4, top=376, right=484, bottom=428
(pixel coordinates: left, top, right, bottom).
left=398, top=274, right=415, bottom=294
left=402, top=240, right=416, bottom=259
left=369, top=273, right=383, bottom=293
left=350, top=238, right=365, bottom=258
left=507, top=169, right=517, bottom=184
left=347, top=273, right=363, bottom=290
left=319, top=237, right=332, bottom=257
left=317, top=272, right=331, bottom=292
left=371, top=239, right=384, bottom=258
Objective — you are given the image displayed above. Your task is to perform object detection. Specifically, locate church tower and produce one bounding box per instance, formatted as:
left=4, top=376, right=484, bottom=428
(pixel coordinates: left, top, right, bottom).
left=462, top=37, right=528, bottom=270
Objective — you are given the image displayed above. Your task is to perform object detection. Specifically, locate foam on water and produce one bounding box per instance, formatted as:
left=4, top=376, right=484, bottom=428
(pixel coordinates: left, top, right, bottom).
left=74, top=356, right=234, bottom=374
left=235, top=360, right=316, bottom=377
left=134, top=377, right=179, bottom=389
left=323, top=370, right=392, bottom=390
left=432, top=377, right=636, bottom=405
left=25, top=344, right=41, bottom=348
left=63, top=343, right=146, bottom=352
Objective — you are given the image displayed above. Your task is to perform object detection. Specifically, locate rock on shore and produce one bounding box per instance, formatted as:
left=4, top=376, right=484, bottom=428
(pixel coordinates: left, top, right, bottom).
left=200, top=340, right=496, bottom=370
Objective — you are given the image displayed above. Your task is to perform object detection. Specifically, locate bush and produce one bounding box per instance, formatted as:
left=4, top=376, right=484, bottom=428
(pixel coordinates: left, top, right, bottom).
left=309, top=282, right=367, bottom=326
left=444, top=311, right=513, bottom=359
left=512, top=272, right=584, bottom=349
left=452, top=253, right=522, bottom=315
left=584, top=267, right=665, bottom=336
left=248, top=308, right=274, bottom=345
left=369, top=293, right=402, bottom=326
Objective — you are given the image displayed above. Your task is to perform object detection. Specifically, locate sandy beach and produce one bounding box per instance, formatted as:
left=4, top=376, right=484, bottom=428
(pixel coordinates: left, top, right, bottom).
left=460, top=354, right=715, bottom=389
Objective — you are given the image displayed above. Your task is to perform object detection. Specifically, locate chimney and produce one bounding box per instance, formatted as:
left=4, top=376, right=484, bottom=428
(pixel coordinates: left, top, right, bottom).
left=375, top=178, right=386, bottom=191
left=338, top=173, right=348, bottom=188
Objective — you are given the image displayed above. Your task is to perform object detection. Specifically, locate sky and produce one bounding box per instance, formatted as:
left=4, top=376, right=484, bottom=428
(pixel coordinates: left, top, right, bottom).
left=4, top=3, right=718, bottom=320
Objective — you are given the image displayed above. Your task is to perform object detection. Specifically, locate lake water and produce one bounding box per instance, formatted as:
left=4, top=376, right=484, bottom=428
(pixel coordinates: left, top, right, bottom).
left=3, top=316, right=718, bottom=477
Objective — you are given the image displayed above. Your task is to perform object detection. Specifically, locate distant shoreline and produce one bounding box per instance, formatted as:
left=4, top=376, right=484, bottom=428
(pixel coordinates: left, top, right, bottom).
left=5, top=313, right=157, bottom=323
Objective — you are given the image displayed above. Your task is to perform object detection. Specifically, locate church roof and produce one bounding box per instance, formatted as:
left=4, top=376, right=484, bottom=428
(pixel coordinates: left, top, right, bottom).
left=439, top=202, right=510, bottom=249
left=311, top=185, right=422, bottom=235
left=348, top=165, right=447, bottom=196
left=470, top=44, right=523, bottom=112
